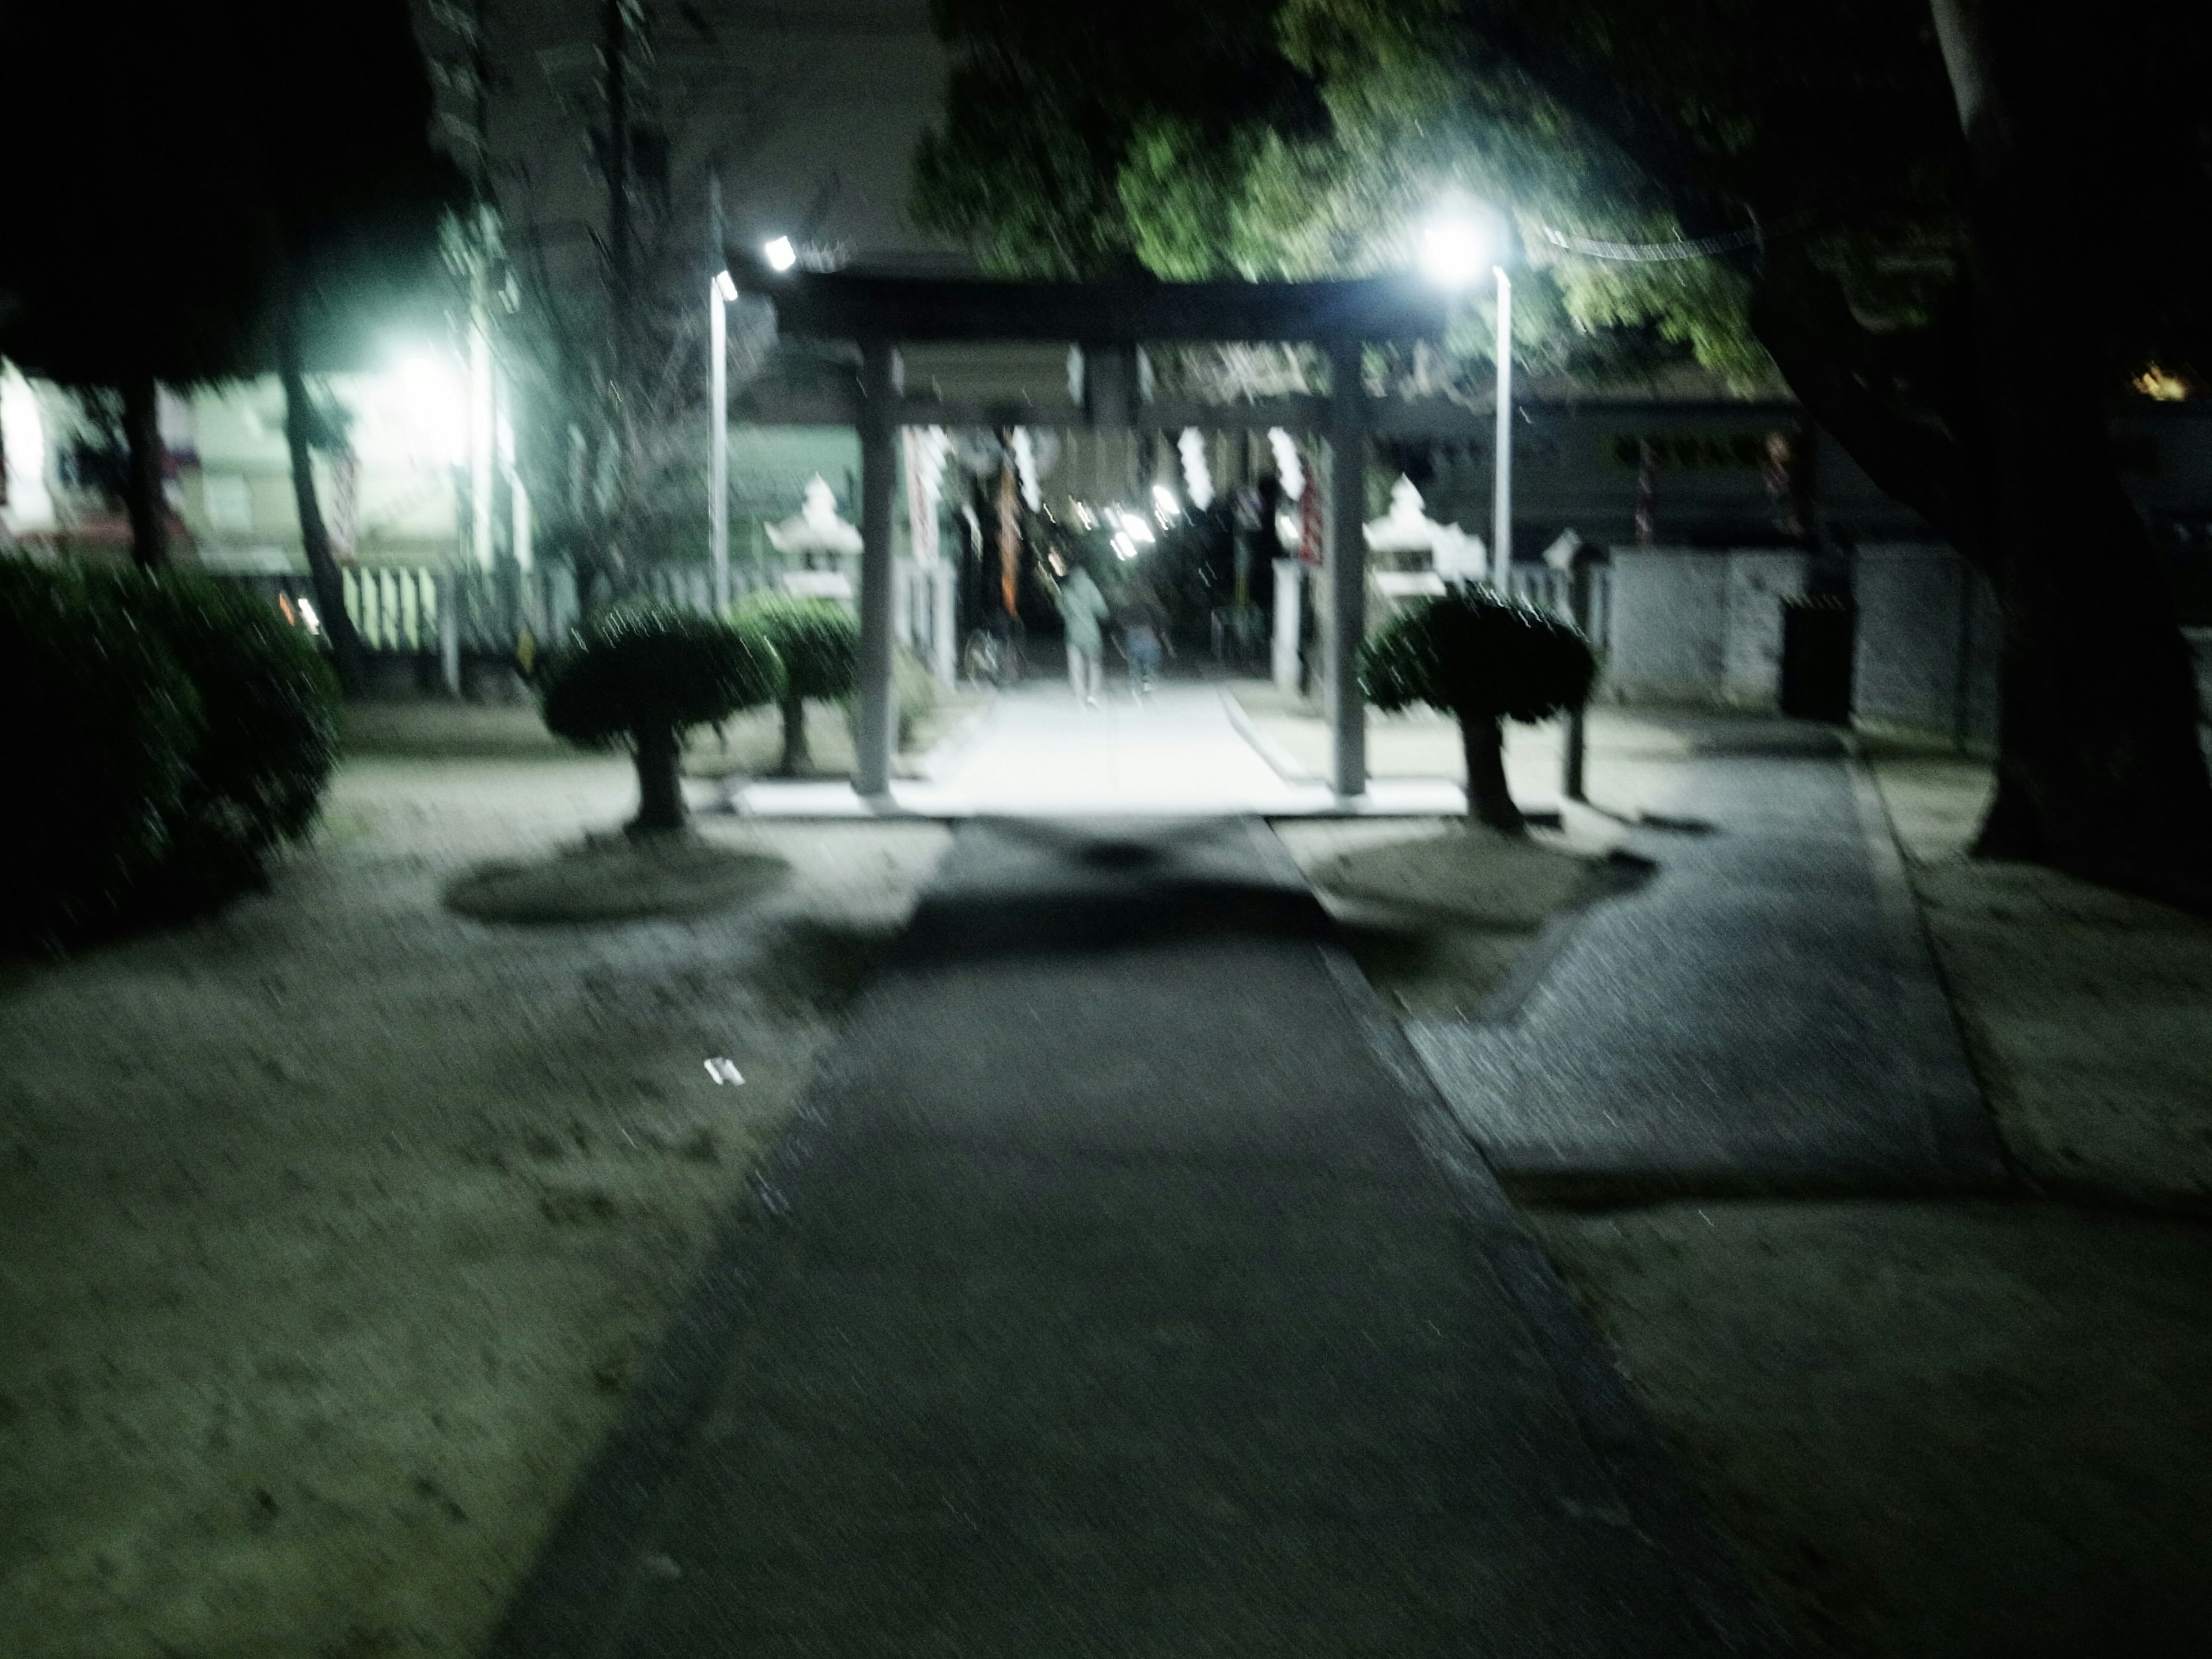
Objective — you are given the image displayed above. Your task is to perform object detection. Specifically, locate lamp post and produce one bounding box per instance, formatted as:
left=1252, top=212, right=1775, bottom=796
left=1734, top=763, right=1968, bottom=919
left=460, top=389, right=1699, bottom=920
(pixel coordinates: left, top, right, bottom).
left=709, top=266, right=735, bottom=612
left=1419, top=210, right=1513, bottom=592
left=1490, top=265, right=1512, bottom=594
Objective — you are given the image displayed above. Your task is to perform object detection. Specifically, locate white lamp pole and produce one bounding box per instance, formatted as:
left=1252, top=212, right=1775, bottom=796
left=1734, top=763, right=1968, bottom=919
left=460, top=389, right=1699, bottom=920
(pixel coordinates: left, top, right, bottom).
left=1491, top=264, right=1513, bottom=594
left=709, top=267, right=734, bottom=613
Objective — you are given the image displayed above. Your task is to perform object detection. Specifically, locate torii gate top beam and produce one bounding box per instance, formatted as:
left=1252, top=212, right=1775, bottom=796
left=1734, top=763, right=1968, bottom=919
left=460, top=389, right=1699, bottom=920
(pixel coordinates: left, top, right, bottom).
left=730, top=260, right=1450, bottom=346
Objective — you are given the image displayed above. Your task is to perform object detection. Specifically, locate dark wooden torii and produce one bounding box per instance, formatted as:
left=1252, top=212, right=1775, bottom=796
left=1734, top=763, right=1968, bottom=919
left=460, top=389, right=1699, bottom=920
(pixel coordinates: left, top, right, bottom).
left=730, top=259, right=1453, bottom=800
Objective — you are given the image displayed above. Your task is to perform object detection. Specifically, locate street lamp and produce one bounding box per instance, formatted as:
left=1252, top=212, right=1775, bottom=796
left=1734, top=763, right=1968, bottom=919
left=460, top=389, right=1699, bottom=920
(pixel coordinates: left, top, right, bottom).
left=1420, top=208, right=1514, bottom=594
left=709, top=267, right=737, bottom=611
left=762, top=234, right=797, bottom=272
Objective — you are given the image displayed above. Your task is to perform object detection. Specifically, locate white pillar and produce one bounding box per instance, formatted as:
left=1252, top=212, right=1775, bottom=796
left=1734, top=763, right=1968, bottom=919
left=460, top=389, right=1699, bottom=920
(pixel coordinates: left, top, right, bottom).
left=709, top=271, right=733, bottom=612
left=931, top=563, right=957, bottom=687
left=1327, top=340, right=1368, bottom=798
left=1272, top=557, right=1302, bottom=691
left=467, top=215, right=495, bottom=572
left=855, top=342, right=898, bottom=798
left=1491, top=266, right=1514, bottom=594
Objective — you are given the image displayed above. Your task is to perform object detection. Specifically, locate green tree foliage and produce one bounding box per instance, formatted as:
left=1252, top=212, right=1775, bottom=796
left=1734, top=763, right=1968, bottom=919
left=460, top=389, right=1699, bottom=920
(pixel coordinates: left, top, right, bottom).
left=1360, top=590, right=1595, bottom=831
left=0, top=565, right=340, bottom=943
left=1, top=565, right=201, bottom=940
left=109, top=571, right=342, bottom=901
left=730, top=594, right=861, bottom=775
left=540, top=607, right=782, bottom=833
left=915, top=0, right=2212, bottom=905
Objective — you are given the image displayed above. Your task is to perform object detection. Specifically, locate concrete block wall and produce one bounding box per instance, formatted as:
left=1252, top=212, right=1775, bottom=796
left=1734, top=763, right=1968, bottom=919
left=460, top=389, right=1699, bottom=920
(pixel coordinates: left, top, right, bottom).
left=1850, top=543, right=2001, bottom=747
left=1724, top=552, right=1813, bottom=704
left=1604, top=548, right=1809, bottom=709
left=1605, top=549, right=1725, bottom=704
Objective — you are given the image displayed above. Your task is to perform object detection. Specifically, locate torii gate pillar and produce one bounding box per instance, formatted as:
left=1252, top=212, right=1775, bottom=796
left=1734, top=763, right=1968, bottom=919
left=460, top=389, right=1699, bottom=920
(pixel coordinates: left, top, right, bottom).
left=1325, top=340, right=1369, bottom=799
left=854, top=340, right=899, bottom=798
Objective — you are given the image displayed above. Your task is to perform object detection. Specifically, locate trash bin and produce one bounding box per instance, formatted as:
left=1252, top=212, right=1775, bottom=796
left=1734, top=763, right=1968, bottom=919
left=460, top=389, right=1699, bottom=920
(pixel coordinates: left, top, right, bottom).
left=1780, top=594, right=1856, bottom=724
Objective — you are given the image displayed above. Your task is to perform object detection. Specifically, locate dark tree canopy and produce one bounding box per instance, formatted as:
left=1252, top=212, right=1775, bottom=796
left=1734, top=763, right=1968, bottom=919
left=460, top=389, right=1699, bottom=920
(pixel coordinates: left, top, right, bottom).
left=0, top=0, right=458, bottom=383
left=540, top=604, right=781, bottom=832
left=1360, top=590, right=1596, bottom=724
left=541, top=607, right=782, bottom=752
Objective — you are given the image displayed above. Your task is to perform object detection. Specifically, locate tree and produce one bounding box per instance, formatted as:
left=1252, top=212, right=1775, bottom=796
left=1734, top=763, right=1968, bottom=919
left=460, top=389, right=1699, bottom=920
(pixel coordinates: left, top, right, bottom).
left=914, top=0, right=2212, bottom=909
left=0, top=3, right=277, bottom=569
left=247, top=0, right=462, bottom=695
left=539, top=605, right=781, bottom=833
left=1359, top=590, right=1595, bottom=832
left=0, top=0, right=459, bottom=695
left=730, top=594, right=860, bottom=775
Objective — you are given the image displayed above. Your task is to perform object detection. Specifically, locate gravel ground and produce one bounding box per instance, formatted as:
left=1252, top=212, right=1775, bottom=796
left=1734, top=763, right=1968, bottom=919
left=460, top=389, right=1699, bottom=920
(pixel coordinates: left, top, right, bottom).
left=0, top=751, right=948, bottom=1659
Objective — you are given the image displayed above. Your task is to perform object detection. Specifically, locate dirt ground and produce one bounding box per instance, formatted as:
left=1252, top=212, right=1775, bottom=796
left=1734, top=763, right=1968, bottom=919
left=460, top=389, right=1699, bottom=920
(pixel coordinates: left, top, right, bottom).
left=0, top=738, right=950, bottom=1658
left=1521, top=730, right=2212, bottom=1657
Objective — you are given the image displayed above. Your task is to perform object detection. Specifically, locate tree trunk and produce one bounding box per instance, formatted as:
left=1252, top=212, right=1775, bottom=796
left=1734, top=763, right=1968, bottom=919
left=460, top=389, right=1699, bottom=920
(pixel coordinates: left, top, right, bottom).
left=278, top=321, right=365, bottom=696
left=1929, top=0, right=2212, bottom=906
left=776, top=694, right=809, bottom=775
left=1460, top=713, right=1525, bottom=835
left=630, top=726, right=687, bottom=834
left=120, top=374, right=167, bottom=570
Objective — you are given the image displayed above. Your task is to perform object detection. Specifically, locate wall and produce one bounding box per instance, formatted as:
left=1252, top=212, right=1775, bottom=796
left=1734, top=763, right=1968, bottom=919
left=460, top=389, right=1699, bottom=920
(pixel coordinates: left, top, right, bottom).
left=1604, top=548, right=1810, bottom=709
left=1850, top=543, right=2001, bottom=748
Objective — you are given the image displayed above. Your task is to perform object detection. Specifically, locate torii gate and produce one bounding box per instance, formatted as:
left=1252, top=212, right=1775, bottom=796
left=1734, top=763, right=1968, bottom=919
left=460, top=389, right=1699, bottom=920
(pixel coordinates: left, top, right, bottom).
left=728, top=262, right=1452, bottom=801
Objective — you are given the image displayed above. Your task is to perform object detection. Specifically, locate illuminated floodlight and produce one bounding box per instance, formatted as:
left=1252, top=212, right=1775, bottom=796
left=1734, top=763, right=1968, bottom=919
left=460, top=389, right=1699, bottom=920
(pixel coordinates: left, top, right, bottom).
left=763, top=235, right=797, bottom=272
left=1152, top=483, right=1180, bottom=525
left=393, top=351, right=467, bottom=465
left=714, top=268, right=738, bottom=302
left=1112, top=532, right=1138, bottom=561
left=1419, top=214, right=1493, bottom=289
left=1113, top=508, right=1155, bottom=544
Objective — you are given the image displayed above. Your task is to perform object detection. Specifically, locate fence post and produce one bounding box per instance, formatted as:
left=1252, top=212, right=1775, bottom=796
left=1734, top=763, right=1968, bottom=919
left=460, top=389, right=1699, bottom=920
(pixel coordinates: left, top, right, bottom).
left=438, top=570, right=461, bottom=696
left=1563, top=546, right=1599, bottom=802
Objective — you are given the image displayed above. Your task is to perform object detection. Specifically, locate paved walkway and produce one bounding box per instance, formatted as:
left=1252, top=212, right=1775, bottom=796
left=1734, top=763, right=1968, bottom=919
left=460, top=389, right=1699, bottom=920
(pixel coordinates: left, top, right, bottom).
left=1417, top=718, right=2009, bottom=1197
left=728, top=681, right=1472, bottom=817
left=493, top=817, right=1776, bottom=1657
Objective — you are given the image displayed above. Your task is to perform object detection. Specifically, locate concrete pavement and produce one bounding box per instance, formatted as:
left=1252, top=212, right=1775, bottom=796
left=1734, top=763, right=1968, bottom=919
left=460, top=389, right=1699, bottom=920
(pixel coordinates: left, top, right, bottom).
left=726, top=681, right=1477, bottom=818
left=1415, top=718, right=2009, bottom=1198
left=491, top=816, right=1779, bottom=1657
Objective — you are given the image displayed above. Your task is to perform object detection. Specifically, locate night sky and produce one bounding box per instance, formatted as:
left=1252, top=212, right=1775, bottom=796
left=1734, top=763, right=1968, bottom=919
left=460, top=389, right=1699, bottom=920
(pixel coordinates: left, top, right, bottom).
left=460, top=0, right=959, bottom=277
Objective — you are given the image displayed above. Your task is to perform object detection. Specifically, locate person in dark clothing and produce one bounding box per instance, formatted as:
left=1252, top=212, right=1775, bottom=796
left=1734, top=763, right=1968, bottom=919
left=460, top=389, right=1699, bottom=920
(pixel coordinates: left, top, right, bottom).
left=1119, top=586, right=1171, bottom=698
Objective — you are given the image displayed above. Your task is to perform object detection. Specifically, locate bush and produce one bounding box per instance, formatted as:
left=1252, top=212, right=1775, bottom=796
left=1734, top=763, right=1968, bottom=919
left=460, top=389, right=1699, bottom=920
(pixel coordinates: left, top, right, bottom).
left=1, top=561, right=201, bottom=940
left=98, top=569, right=340, bottom=902
left=729, top=593, right=858, bottom=774
left=1359, top=589, right=1596, bottom=832
left=891, top=646, right=938, bottom=749
left=1, top=560, right=340, bottom=942
left=539, top=604, right=781, bottom=831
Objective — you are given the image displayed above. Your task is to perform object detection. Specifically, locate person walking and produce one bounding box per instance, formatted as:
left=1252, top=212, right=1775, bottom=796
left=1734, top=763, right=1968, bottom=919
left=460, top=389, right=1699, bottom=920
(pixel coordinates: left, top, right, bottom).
left=1119, top=585, right=1171, bottom=699
left=1059, top=560, right=1109, bottom=706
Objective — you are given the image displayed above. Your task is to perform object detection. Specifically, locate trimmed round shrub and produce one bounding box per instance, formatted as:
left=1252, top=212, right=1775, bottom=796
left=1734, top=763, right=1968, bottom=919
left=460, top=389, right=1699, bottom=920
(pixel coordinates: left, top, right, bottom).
left=729, top=593, right=858, bottom=774
left=0, top=560, right=203, bottom=942
left=99, top=569, right=340, bottom=901
left=1359, top=589, right=1596, bottom=832
left=539, top=604, right=781, bottom=831
left=891, top=645, right=940, bottom=749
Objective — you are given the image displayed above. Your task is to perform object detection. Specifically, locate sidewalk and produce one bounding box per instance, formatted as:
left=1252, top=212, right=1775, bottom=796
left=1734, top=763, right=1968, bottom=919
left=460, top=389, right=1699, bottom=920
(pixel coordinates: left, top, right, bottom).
left=492, top=816, right=1775, bottom=1657
left=724, top=681, right=1476, bottom=817
left=1416, top=717, right=2010, bottom=1198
